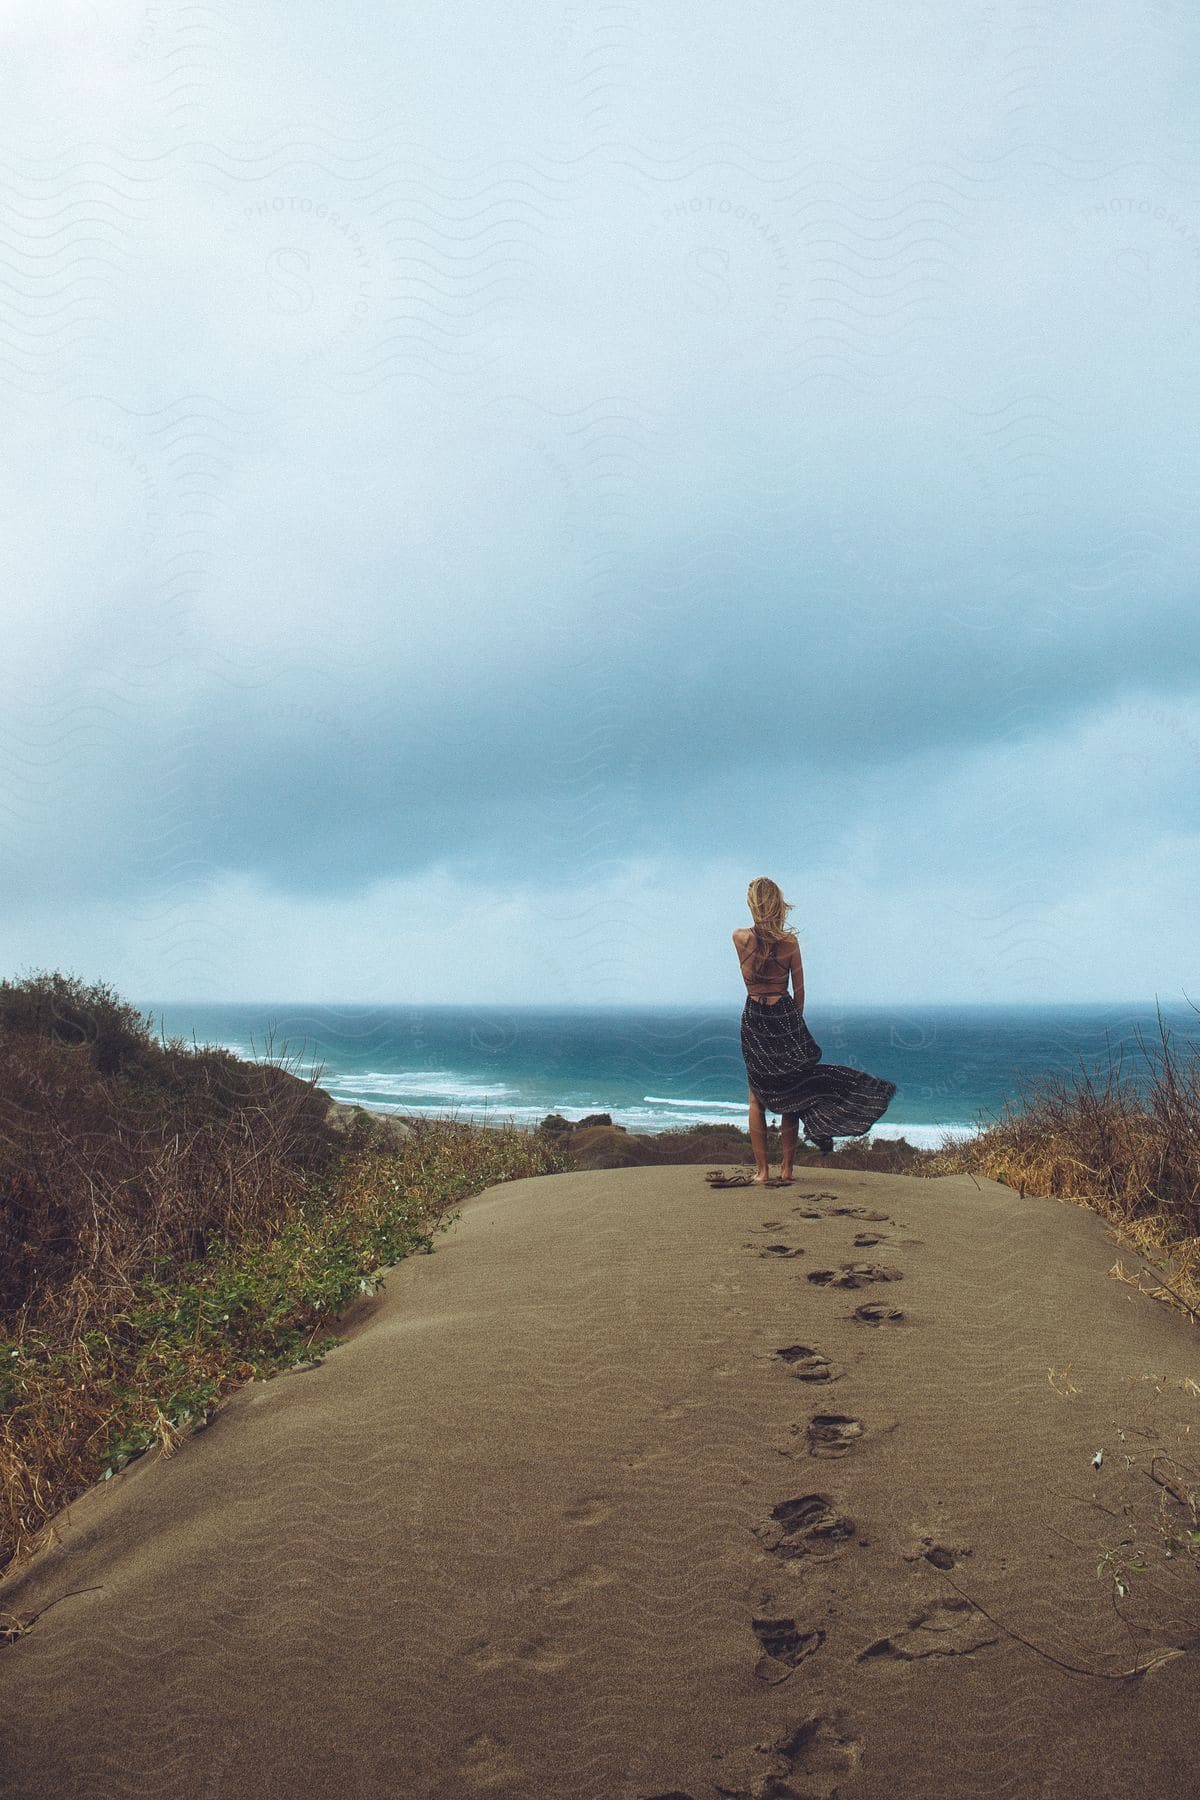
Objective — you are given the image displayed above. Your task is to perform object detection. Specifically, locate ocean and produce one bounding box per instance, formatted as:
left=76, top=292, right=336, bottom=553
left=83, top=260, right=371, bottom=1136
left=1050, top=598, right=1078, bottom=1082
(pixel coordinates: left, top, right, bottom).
left=133, top=1000, right=1200, bottom=1149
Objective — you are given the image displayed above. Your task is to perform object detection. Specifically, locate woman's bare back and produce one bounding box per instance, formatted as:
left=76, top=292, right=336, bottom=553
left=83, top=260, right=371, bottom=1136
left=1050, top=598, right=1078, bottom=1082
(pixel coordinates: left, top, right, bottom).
left=733, top=927, right=802, bottom=1005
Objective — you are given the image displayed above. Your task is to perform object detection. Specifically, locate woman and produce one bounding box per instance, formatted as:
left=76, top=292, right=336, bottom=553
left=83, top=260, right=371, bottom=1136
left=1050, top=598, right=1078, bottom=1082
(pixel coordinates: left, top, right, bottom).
left=735, top=876, right=896, bottom=1186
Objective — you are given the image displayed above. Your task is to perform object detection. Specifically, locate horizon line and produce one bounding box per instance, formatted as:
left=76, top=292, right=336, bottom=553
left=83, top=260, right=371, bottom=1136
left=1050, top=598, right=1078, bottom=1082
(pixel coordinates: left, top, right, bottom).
left=132, top=996, right=1199, bottom=1011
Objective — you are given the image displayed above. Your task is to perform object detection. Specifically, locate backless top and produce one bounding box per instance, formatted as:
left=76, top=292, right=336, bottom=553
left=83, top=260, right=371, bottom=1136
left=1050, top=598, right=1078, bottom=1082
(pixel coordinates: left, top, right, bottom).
left=738, top=927, right=792, bottom=999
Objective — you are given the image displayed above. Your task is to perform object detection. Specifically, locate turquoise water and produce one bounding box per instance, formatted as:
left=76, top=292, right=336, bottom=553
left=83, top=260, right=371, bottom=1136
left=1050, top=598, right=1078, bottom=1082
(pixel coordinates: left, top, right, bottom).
left=132, top=1000, right=1200, bottom=1147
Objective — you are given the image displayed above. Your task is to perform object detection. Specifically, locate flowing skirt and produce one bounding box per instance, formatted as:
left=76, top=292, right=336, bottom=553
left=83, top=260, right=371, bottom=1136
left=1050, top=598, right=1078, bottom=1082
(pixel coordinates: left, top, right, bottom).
left=740, top=994, right=897, bottom=1138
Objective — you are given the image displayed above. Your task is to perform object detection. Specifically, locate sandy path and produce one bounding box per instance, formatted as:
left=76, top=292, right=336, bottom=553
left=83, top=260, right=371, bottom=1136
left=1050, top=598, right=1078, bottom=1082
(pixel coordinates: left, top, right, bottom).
left=1, top=1165, right=1197, bottom=1799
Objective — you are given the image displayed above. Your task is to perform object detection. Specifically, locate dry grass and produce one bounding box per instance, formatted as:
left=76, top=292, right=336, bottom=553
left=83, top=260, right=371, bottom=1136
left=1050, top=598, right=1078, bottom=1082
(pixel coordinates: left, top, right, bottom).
left=0, top=972, right=570, bottom=1585
left=919, top=1002, right=1200, bottom=1325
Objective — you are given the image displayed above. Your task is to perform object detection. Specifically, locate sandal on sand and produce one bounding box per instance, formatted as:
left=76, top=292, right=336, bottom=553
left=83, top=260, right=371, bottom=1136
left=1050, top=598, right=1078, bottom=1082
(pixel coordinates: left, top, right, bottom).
left=705, top=1171, right=793, bottom=1188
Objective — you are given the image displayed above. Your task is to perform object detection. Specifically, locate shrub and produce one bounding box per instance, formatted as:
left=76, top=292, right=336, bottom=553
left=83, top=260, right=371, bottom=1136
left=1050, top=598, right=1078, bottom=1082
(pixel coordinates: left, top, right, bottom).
left=0, top=970, right=157, bottom=1079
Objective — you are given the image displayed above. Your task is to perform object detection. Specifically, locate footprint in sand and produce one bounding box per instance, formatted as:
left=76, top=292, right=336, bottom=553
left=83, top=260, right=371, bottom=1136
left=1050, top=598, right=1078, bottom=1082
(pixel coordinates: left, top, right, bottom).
left=807, top=1263, right=903, bottom=1289
left=858, top=1595, right=999, bottom=1662
left=758, top=1242, right=805, bottom=1259
left=462, top=1631, right=572, bottom=1674
left=710, top=1710, right=863, bottom=1798
left=851, top=1228, right=922, bottom=1248
left=806, top=1413, right=863, bottom=1458
left=561, top=1495, right=612, bottom=1526
left=457, top=1729, right=524, bottom=1789
left=751, top=1491, right=857, bottom=1561
left=751, top=1614, right=826, bottom=1681
left=772, top=1343, right=835, bottom=1382
left=533, top=1563, right=617, bottom=1608
left=826, top=1205, right=892, bottom=1222
left=902, top=1533, right=973, bottom=1570
left=851, top=1301, right=905, bottom=1326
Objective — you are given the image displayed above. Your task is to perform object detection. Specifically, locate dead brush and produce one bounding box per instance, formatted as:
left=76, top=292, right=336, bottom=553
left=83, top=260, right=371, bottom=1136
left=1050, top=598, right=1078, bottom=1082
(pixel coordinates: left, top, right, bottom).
left=924, top=1000, right=1200, bottom=1323
left=0, top=976, right=570, bottom=1581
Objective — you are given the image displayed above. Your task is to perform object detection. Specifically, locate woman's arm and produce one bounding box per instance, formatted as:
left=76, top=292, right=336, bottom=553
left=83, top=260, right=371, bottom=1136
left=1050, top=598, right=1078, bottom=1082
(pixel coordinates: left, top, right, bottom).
left=788, top=937, right=805, bottom=1009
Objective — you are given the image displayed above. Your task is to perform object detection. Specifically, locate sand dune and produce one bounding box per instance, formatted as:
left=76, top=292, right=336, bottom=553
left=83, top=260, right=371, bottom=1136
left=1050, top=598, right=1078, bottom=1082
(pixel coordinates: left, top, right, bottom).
left=1, top=1165, right=1198, bottom=1799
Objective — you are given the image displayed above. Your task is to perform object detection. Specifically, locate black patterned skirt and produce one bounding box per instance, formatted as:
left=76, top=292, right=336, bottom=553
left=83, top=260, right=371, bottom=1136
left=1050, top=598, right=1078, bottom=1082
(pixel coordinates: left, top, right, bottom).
left=740, top=994, right=897, bottom=1138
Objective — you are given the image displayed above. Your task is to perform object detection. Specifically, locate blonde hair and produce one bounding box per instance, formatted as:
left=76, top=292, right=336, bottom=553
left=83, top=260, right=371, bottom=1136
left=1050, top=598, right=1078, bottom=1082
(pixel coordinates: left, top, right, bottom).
left=746, top=876, right=794, bottom=946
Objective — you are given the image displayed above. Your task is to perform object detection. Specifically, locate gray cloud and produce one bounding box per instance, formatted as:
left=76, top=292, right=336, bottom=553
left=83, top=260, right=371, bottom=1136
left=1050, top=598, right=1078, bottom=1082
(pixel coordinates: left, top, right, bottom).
left=2, top=1, right=1198, bottom=997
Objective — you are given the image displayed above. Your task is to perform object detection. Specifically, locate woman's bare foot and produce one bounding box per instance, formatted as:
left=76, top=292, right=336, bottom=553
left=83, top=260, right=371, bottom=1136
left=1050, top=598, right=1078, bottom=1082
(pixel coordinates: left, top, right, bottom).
left=751, top=1171, right=771, bottom=1185
left=777, top=1173, right=793, bottom=1184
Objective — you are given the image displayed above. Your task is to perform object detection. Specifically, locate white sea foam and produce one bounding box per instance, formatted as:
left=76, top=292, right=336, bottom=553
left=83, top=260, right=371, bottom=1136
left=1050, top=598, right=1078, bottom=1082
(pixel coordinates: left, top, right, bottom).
left=863, top=1122, right=980, bottom=1148
left=329, top=1094, right=982, bottom=1143
left=643, top=1095, right=746, bottom=1110
left=324, top=1070, right=519, bottom=1102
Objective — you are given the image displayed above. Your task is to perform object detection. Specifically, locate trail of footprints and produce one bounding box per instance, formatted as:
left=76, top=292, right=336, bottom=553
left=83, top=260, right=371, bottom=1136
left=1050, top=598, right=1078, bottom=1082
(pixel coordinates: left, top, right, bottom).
left=461, top=1189, right=987, bottom=1799
left=639, top=1188, right=987, bottom=1799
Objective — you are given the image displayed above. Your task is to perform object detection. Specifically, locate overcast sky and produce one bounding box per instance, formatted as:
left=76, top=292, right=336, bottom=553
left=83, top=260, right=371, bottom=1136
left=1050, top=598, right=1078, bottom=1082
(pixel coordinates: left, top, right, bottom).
left=3, top=2, right=1198, bottom=1007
